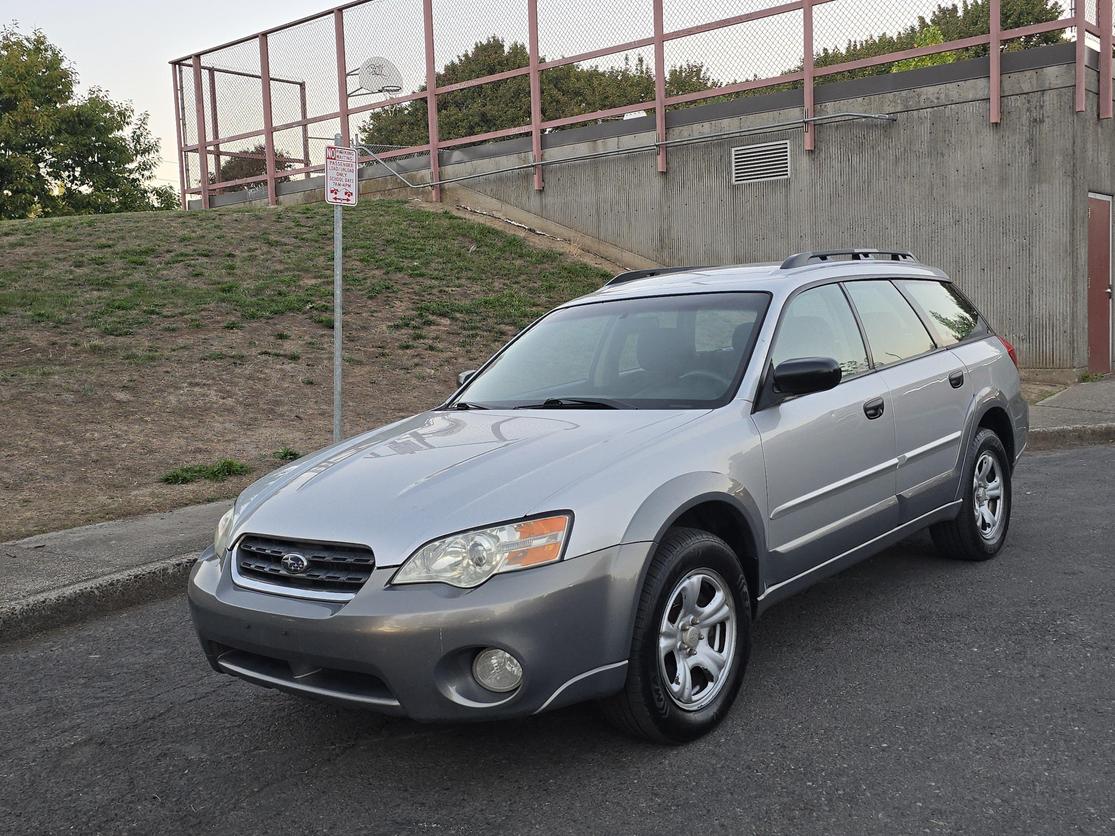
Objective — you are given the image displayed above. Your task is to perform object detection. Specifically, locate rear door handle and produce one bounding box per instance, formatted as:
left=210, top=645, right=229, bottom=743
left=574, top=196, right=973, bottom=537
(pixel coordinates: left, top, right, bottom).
left=863, top=397, right=885, bottom=420
left=949, top=370, right=965, bottom=389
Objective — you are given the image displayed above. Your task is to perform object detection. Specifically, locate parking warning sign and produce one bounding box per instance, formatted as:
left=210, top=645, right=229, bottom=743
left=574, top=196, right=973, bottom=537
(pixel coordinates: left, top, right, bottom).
left=325, top=145, right=358, bottom=206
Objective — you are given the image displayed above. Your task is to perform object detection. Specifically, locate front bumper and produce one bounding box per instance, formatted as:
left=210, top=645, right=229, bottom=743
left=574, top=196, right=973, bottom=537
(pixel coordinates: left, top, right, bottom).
left=188, top=541, right=650, bottom=721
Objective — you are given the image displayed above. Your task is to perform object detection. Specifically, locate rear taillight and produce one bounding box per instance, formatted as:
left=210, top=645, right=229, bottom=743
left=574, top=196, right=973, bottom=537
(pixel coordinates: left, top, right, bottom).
left=998, top=336, right=1018, bottom=367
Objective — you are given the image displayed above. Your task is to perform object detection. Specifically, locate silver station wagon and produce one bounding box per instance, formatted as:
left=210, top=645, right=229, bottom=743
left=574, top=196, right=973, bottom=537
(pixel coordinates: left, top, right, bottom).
left=189, top=248, right=1028, bottom=743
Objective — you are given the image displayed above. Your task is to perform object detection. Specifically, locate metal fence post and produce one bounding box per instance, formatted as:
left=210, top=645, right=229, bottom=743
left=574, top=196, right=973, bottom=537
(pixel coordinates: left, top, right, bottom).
left=334, top=9, right=352, bottom=145
left=803, top=0, right=815, bottom=151
left=208, top=68, right=222, bottom=186
left=191, top=56, right=211, bottom=209
left=300, top=82, right=311, bottom=178
left=172, top=65, right=188, bottom=209
left=423, top=0, right=441, bottom=201
left=259, top=33, right=278, bottom=205
left=528, top=0, right=544, bottom=189
left=1101, top=0, right=1113, bottom=119
left=989, top=0, right=1001, bottom=123
left=1075, top=0, right=1087, bottom=112
left=653, top=0, right=668, bottom=172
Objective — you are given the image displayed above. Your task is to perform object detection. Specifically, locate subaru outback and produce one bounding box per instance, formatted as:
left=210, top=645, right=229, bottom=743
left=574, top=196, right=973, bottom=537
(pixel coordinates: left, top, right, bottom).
left=188, top=248, right=1028, bottom=743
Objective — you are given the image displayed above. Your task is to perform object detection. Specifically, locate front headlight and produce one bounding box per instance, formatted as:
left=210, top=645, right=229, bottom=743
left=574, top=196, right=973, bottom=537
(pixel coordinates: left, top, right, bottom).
left=214, top=508, right=235, bottom=559
left=391, top=513, right=572, bottom=589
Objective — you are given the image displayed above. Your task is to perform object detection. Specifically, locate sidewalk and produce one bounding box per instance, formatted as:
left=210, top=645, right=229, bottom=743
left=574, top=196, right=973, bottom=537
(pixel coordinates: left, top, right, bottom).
left=1029, top=375, right=1115, bottom=448
left=1, top=500, right=228, bottom=641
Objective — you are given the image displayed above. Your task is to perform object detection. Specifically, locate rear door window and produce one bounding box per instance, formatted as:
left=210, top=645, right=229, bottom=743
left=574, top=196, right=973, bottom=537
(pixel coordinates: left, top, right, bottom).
left=843, top=280, right=936, bottom=367
left=896, top=279, right=987, bottom=346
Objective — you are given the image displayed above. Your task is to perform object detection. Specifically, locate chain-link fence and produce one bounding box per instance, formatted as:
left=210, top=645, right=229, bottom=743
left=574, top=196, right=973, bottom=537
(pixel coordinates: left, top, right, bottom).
left=172, top=0, right=1110, bottom=208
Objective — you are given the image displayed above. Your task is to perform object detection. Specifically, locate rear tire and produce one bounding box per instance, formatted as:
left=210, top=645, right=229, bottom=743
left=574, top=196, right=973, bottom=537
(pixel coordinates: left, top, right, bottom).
left=931, top=427, right=1012, bottom=561
left=600, top=527, right=750, bottom=744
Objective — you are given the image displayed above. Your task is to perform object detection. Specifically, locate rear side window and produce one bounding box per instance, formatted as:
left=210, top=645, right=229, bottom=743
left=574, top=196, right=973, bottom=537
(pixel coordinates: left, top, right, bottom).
left=843, top=280, right=935, bottom=367
left=897, top=280, right=987, bottom=346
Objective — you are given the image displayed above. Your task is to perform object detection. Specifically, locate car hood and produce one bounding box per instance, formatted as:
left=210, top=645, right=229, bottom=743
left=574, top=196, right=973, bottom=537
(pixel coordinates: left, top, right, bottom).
left=231, top=409, right=701, bottom=566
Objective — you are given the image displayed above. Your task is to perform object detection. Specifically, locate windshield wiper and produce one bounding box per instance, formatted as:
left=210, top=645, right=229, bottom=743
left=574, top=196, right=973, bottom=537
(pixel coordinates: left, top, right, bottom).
left=452, top=401, right=489, bottom=410
left=514, top=397, right=630, bottom=410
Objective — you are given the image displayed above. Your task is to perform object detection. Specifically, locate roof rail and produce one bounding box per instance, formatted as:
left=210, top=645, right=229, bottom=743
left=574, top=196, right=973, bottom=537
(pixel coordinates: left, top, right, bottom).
left=779, top=249, right=918, bottom=270
left=606, top=266, right=705, bottom=286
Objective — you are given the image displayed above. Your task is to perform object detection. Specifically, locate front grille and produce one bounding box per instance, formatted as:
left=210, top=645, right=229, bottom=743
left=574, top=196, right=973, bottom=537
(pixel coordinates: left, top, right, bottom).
left=235, top=534, right=375, bottom=594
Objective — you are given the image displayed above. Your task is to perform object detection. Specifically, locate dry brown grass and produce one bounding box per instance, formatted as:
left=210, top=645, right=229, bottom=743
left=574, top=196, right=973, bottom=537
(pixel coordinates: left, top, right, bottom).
left=0, top=199, right=609, bottom=540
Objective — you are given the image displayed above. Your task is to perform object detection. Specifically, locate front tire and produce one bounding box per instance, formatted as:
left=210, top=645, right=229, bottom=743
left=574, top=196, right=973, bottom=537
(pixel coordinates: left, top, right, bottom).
left=601, top=527, right=751, bottom=744
left=931, top=427, right=1012, bottom=561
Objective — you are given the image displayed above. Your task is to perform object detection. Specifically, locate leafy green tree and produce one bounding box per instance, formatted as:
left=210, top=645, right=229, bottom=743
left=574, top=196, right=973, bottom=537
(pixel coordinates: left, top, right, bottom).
left=0, top=25, right=175, bottom=219
left=816, top=0, right=1064, bottom=83
left=211, top=142, right=295, bottom=193
left=361, top=37, right=719, bottom=147
left=890, top=26, right=958, bottom=73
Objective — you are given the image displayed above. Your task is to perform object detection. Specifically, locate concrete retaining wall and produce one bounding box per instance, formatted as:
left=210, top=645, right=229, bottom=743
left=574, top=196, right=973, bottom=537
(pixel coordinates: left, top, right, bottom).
left=197, top=44, right=1107, bottom=372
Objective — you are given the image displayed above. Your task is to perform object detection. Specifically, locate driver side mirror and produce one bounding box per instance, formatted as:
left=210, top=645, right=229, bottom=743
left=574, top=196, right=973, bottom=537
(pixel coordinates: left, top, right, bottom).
left=457, top=369, right=477, bottom=387
left=772, top=357, right=842, bottom=397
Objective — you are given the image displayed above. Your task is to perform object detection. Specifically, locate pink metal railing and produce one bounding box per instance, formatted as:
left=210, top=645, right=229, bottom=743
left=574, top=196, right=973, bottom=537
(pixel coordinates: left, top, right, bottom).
left=172, top=0, right=1115, bottom=210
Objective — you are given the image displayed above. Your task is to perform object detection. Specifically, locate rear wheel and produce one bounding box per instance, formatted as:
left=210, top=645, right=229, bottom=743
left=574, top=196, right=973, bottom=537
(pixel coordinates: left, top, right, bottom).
left=600, top=527, right=750, bottom=744
left=931, top=428, right=1012, bottom=561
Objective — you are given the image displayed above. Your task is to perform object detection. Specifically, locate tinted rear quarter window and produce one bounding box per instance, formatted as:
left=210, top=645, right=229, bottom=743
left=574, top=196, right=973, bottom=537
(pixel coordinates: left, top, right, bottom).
left=897, top=280, right=987, bottom=346
left=843, top=280, right=935, bottom=367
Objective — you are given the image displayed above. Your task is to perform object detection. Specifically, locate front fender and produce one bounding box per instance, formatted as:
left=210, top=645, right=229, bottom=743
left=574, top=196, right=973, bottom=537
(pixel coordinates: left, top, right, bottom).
left=620, top=472, right=769, bottom=622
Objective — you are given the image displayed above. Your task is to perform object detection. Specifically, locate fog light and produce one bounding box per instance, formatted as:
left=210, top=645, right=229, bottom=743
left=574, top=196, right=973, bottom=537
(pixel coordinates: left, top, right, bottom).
left=472, top=648, right=523, bottom=693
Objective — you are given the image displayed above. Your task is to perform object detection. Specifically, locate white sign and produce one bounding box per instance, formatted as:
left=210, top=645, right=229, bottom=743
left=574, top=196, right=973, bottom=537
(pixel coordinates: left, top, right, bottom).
left=325, top=145, right=358, bottom=206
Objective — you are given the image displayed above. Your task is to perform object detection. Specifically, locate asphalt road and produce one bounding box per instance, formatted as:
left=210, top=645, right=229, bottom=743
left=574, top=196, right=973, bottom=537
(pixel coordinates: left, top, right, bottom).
left=2, top=446, right=1112, bottom=835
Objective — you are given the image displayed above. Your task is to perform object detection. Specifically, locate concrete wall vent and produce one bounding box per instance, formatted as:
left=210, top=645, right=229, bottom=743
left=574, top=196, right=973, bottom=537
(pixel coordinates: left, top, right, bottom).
left=731, top=140, right=790, bottom=184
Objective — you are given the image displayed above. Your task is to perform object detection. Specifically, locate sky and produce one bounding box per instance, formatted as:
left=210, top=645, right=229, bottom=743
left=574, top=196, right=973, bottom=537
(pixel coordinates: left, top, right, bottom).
left=9, top=1, right=935, bottom=193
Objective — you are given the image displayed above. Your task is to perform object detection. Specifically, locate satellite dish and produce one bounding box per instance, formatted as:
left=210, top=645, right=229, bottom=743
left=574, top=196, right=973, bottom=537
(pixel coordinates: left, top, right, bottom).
left=358, top=57, right=404, bottom=95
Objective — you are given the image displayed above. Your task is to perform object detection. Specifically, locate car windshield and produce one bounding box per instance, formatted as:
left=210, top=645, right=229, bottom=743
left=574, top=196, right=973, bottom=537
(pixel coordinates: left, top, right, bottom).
left=451, top=292, right=771, bottom=409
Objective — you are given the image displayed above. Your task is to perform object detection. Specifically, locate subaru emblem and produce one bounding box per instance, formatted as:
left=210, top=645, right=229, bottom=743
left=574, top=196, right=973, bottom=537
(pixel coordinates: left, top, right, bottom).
left=281, top=552, right=310, bottom=575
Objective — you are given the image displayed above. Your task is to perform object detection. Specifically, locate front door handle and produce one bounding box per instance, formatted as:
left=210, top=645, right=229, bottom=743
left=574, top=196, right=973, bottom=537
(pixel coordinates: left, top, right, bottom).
left=863, top=397, right=885, bottom=420
left=949, top=370, right=965, bottom=389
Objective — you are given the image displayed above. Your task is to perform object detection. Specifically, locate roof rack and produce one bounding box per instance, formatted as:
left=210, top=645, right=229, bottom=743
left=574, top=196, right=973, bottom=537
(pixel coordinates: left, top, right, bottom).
left=779, top=249, right=918, bottom=270
left=606, top=266, right=706, bottom=286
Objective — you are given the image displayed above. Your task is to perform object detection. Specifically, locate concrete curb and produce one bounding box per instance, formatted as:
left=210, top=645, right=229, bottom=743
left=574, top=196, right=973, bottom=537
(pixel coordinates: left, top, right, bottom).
left=0, top=552, right=198, bottom=645
left=1027, top=423, right=1115, bottom=451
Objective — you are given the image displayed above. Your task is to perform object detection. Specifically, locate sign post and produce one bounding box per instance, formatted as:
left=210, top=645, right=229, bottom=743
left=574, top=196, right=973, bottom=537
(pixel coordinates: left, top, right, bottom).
left=325, top=137, right=358, bottom=443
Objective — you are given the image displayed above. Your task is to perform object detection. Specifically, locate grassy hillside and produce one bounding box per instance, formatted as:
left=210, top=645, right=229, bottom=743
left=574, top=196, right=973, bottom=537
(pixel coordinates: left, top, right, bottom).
left=0, top=199, right=610, bottom=540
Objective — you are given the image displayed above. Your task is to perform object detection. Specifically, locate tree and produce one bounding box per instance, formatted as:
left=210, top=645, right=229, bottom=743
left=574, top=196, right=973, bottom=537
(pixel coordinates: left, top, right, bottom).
left=0, top=25, right=176, bottom=219
left=815, top=1, right=1064, bottom=83
left=210, top=142, right=295, bottom=193
left=361, top=37, right=719, bottom=147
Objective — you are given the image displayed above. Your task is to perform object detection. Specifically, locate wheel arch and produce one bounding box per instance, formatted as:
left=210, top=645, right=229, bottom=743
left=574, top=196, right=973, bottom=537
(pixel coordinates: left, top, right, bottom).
left=976, top=404, right=1016, bottom=466
left=623, top=473, right=767, bottom=619
left=952, top=394, right=1017, bottom=504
